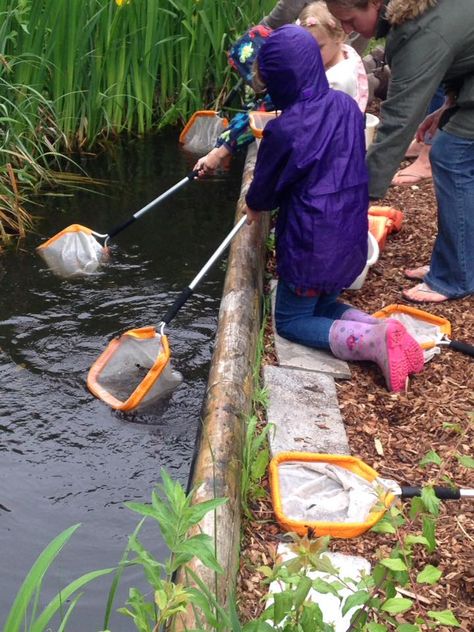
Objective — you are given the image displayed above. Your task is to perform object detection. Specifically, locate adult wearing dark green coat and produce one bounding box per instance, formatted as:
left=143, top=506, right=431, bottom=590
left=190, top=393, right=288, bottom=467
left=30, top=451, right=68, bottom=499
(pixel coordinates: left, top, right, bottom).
left=327, top=0, right=474, bottom=303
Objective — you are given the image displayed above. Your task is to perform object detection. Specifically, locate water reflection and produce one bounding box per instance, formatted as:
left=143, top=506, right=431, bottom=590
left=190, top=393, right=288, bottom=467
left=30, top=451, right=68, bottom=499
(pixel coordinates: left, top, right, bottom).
left=0, top=130, right=245, bottom=629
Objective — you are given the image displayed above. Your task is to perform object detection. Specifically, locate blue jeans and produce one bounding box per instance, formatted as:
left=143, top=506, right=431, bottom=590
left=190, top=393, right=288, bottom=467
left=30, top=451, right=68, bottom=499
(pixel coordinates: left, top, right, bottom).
left=275, top=280, right=351, bottom=349
left=426, top=130, right=474, bottom=298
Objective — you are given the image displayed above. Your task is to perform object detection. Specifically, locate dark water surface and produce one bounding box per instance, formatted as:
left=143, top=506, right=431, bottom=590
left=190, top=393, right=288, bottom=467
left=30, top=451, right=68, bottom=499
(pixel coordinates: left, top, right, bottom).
left=0, top=131, right=245, bottom=629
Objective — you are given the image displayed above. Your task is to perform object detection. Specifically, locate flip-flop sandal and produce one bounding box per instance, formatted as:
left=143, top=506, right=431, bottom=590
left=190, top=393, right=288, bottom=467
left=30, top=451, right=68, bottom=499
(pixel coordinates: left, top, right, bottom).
left=404, top=265, right=430, bottom=280
left=405, top=141, right=423, bottom=159
left=402, top=282, right=449, bottom=304
left=391, top=171, right=432, bottom=186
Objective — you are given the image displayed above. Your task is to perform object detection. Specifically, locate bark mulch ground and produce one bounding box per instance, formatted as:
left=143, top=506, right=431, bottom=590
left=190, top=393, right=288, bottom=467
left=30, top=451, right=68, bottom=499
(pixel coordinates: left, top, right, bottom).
left=236, top=126, right=473, bottom=630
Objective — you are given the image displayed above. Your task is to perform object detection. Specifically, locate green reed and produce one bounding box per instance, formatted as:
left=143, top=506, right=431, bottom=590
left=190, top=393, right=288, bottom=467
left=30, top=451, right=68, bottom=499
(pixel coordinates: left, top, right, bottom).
left=1, top=0, right=275, bottom=146
left=0, top=0, right=274, bottom=237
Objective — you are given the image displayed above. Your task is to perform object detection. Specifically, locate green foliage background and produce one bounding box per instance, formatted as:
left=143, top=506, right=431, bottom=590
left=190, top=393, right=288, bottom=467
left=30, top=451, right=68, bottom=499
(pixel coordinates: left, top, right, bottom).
left=0, top=0, right=275, bottom=147
left=0, top=0, right=273, bottom=238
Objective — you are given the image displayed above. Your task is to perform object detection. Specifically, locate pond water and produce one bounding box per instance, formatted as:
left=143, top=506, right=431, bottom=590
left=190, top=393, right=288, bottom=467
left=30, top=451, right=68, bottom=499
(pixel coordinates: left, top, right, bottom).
left=0, top=131, right=245, bottom=630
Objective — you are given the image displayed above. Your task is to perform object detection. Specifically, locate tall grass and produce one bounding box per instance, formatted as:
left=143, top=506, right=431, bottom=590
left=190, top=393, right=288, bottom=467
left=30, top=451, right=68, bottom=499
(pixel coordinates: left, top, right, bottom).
left=0, top=0, right=274, bottom=238
left=1, top=0, right=275, bottom=145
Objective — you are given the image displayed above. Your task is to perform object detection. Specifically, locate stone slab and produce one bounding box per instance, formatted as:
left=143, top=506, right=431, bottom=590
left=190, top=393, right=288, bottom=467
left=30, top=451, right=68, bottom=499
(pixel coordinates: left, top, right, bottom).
left=269, top=545, right=371, bottom=632
left=264, top=364, right=350, bottom=456
left=270, top=280, right=351, bottom=379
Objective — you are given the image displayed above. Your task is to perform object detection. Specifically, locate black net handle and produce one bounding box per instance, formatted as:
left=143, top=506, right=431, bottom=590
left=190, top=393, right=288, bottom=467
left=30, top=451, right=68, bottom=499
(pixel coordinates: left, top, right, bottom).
left=106, top=170, right=198, bottom=242
left=161, top=287, right=194, bottom=326
left=400, top=486, right=461, bottom=500
left=160, top=216, right=247, bottom=327
left=448, top=339, right=474, bottom=357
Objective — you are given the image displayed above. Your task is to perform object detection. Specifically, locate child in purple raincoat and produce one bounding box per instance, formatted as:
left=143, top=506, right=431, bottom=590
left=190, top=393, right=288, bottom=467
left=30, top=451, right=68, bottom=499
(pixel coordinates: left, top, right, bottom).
left=245, top=25, right=423, bottom=392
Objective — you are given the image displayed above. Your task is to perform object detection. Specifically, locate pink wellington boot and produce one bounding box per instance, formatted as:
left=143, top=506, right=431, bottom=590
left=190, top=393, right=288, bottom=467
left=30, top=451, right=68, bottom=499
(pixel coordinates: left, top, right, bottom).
left=329, top=319, right=424, bottom=392
left=340, top=307, right=379, bottom=325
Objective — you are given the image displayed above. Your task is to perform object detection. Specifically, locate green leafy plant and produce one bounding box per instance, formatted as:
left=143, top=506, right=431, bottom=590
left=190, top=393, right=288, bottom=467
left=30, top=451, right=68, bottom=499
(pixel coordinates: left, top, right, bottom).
left=241, top=413, right=272, bottom=517
left=3, top=524, right=114, bottom=632
left=114, top=469, right=228, bottom=631
left=241, top=296, right=273, bottom=517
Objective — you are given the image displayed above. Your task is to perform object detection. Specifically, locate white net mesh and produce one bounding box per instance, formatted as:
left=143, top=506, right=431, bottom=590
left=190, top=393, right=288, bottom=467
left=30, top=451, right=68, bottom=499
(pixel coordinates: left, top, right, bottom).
left=95, top=333, right=182, bottom=408
left=277, top=461, right=397, bottom=524
left=182, top=114, right=227, bottom=154
left=384, top=312, right=444, bottom=347
left=37, top=228, right=106, bottom=278
left=383, top=311, right=444, bottom=362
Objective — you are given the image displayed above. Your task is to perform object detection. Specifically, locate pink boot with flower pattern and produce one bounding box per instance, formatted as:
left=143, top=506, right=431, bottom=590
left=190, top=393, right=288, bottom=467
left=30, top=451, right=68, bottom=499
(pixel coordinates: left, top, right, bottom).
left=329, top=319, right=424, bottom=392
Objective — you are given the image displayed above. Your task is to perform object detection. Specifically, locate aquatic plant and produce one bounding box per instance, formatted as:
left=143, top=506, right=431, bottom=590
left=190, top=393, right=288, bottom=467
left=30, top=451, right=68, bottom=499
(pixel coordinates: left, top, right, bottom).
left=3, top=524, right=114, bottom=632
left=0, top=0, right=274, bottom=240
left=0, top=0, right=275, bottom=146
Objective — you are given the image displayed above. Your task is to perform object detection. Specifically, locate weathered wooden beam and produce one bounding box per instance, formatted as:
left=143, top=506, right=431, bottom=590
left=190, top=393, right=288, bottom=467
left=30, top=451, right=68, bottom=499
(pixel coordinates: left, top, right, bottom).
left=175, top=142, right=269, bottom=628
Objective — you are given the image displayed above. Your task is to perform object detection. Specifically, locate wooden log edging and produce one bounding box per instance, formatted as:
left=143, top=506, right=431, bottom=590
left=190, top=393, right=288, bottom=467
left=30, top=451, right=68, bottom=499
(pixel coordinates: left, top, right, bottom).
left=176, top=142, right=269, bottom=626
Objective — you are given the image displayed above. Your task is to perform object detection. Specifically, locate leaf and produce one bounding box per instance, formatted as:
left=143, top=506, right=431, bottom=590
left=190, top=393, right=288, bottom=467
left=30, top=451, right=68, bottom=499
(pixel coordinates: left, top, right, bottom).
left=186, top=587, right=218, bottom=627
left=242, top=622, right=274, bottom=632
left=31, top=568, right=115, bottom=632
left=372, top=563, right=387, bottom=586
left=419, top=450, right=442, bottom=467
left=416, top=564, right=442, bottom=585
left=404, top=535, right=429, bottom=547
left=457, top=454, right=474, bottom=468
left=422, top=516, right=437, bottom=553
left=381, top=597, right=413, bottom=614
left=273, top=591, right=294, bottom=624
left=409, top=497, right=425, bottom=520
left=3, top=524, right=81, bottom=632
left=186, top=497, right=228, bottom=525
left=371, top=518, right=397, bottom=534
left=293, top=575, right=313, bottom=609
left=56, top=594, right=82, bottom=632
left=396, top=625, right=420, bottom=632
left=174, top=534, right=223, bottom=574
left=380, top=558, right=407, bottom=572
left=341, top=590, right=370, bottom=617
left=251, top=447, right=269, bottom=481
left=427, top=609, right=461, bottom=626
left=367, top=624, right=388, bottom=632
left=442, top=421, right=462, bottom=433
left=421, top=486, right=440, bottom=517
left=312, top=577, right=342, bottom=597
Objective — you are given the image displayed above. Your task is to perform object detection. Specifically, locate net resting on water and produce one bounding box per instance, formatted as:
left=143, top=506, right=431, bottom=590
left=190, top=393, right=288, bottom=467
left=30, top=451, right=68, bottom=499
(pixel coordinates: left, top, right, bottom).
left=36, top=224, right=107, bottom=278
left=87, top=327, right=183, bottom=411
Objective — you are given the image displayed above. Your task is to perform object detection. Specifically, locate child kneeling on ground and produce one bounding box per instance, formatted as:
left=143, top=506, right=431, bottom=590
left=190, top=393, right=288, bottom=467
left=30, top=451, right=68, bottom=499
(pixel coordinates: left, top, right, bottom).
left=244, top=25, right=423, bottom=392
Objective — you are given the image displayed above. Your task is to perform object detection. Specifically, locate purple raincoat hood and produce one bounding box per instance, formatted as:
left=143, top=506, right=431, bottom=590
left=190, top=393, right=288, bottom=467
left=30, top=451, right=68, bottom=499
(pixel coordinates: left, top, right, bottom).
left=257, top=25, right=329, bottom=110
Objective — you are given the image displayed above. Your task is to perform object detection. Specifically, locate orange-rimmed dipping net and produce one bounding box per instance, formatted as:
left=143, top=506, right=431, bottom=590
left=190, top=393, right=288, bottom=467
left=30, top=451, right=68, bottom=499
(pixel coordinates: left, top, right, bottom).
left=249, top=110, right=281, bottom=139
left=373, top=304, right=451, bottom=361
left=269, top=452, right=472, bottom=539
left=87, top=216, right=247, bottom=412
left=269, top=453, right=396, bottom=539
left=37, top=174, right=197, bottom=279
left=36, top=224, right=108, bottom=278
left=179, top=111, right=229, bottom=154
left=87, top=326, right=182, bottom=411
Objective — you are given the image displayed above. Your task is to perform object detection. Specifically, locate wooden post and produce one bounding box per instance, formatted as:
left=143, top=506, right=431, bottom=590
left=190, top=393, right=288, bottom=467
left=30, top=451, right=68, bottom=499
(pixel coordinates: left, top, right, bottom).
left=175, top=143, right=269, bottom=628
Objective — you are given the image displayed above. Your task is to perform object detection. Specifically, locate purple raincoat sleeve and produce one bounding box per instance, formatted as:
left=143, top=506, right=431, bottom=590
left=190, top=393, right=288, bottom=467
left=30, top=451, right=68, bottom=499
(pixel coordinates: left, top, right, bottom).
left=245, top=125, right=290, bottom=211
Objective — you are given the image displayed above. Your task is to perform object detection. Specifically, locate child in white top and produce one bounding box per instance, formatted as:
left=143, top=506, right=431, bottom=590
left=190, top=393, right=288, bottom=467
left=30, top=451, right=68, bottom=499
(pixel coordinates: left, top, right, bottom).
left=298, top=1, right=368, bottom=112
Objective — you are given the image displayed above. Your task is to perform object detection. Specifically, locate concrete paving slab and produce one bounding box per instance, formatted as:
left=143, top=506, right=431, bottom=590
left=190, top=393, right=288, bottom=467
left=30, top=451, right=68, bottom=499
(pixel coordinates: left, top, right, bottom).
left=270, top=281, right=351, bottom=379
left=264, top=365, right=350, bottom=456
left=269, top=545, right=371, bottom=632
